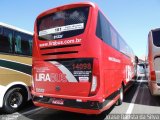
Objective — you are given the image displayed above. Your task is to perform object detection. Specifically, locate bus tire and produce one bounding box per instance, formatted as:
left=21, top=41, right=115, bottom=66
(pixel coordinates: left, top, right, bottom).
left=3, top=87, right=27, bottom=113
left=116, top=85, right=124, bottom=106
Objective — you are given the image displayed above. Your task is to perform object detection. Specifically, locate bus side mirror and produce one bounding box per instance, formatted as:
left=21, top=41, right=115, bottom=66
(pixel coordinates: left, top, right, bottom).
left=135, top=56, right=139, bottom=64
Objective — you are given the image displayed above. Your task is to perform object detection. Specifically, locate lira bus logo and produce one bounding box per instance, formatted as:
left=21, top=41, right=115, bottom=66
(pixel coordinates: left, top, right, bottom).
left=36, top=73, right=50, bottom=81
left=35, top=73, right=67, bottom=82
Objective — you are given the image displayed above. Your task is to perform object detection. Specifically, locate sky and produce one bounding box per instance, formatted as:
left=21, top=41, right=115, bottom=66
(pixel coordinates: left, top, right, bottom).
left=0, top=0, right=160, bottom=58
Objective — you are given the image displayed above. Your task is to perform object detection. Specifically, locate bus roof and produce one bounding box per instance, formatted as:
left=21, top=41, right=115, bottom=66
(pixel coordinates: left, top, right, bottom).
left=0, top=22, right=33, bottom=35
left=151, top=28, right=160, bottom=32
left=36, top=1, right=96, bottom=19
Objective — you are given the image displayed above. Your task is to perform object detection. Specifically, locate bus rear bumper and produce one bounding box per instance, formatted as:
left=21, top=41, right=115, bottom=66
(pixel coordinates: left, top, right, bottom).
left=148, top=81, right=160, bottom=96
left=33, top=101, right=103, bottom=114
left=32, top=94, right=119, bottom=115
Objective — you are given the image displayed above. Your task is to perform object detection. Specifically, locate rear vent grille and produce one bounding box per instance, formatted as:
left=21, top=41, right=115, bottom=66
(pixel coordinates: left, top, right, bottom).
left=42, top=51, right=78, bottom=56
left=40, top=44, right=81, bottom=50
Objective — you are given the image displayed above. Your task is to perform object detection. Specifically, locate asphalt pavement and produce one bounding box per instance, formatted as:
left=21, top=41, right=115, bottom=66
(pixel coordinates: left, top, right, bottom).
left=1, top=78, right=160, bottom=120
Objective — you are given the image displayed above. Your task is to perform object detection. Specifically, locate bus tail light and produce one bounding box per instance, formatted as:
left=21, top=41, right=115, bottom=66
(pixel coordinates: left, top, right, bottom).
left=91, top=76, right=98, bottom=93
left=151, top=71, right=156, bottom=80
left=89, top=59, right=100, bottom=96
left=90, top=75, right=99, bottom=96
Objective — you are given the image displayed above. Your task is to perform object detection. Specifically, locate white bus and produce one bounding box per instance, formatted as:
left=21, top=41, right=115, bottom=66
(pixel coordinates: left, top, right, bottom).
left=0, top=22, right=32, bottom=113
left=147, top=28, right=160, bottom=95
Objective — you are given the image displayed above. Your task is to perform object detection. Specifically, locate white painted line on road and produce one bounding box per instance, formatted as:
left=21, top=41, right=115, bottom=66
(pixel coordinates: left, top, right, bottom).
left=21, top=107, right=45, bottom=115
left=125, top=82, right=141, bottom=115
left=136, top=80, right=148, bottom=83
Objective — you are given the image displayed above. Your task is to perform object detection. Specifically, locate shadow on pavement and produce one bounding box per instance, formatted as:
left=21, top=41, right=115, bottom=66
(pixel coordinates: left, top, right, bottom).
left=23, top=105, right=115, bottom=120
left=0, top=100, right=35, bottom=115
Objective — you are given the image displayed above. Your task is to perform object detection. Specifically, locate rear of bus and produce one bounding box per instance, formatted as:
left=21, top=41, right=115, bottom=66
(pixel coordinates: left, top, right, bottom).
left=31, top=2, right=105, bottom=114
left=148, top=28, right=160, bottom=95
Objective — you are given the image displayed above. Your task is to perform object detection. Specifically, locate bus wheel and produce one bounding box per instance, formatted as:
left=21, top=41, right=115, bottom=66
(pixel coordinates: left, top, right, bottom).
left=116, top=85, right=124, bottom=105
left=3, top=87, right=26, bottom=113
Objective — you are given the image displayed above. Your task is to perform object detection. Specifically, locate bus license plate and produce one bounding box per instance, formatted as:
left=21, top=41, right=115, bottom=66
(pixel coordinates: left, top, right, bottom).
left=52, top=99, right=64, bottom=105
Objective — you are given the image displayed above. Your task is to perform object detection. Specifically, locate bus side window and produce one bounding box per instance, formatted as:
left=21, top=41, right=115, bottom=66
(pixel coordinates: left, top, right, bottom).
left=14, top=32, right=32, bottom=56
left=0, top=27, right=2, bottom=43
left=119, top=37, right=126, bottom=54
left=0, top=27, right=2, bottom=35
left=96, top=12, right=102, bottom=40
left=152, top=30, right=160, bottom=47
left=28, top=38, right=33, bottom=55
left=0, top=27, right=13, bottom=53
left=0, top=27, right=2, bottom=51
left=100, top=13, right=112, bottom=46
left=15, top=34, right=22, bottom=54
left=110, top=26, right=119, bottom=50
left=23, top=35, right=33, bottom=56
left=8, top=33, right=13, bottom=52
left=96, top=11, right=112, bottom=46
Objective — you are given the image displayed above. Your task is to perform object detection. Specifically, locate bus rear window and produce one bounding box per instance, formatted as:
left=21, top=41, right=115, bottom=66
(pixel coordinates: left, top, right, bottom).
left=37, top=6, right=89, bottom=40
left=153, top=30, right=160, bottom=47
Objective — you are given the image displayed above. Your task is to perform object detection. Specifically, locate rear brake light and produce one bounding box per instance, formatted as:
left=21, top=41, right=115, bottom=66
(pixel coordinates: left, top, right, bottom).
left=90, top=75, right=98, bottom=95
left=89, top=59, right=99, bottom=96
left=151, top=71, right=156, bottom=80
left=90, top=75, right=98, bottom=96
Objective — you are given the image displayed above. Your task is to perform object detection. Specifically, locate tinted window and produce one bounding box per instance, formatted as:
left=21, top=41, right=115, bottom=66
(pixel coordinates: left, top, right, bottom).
left=119, top=37, right=127, bottom=54
left=152, top=30, right=160, bottom=47
left=119, top=37, right=131, bottom=57
left=0, top=28, right=13, bottom=53
left=96, top=11, right=131, bottom=56
left=38, top=7, right=89, bottom=40
left=96, top=13, right=102, bottom=40
left=0, top=27, right=2, bottom=34
left=96, top=11, right=111, bottom=45
left=110, top=26, right=119, bottom=50
left=15, top=32, right=32, bottom=56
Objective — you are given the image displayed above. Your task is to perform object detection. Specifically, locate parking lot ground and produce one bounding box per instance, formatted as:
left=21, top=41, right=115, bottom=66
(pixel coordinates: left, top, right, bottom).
left=1, top=79, right=160, bottom=120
